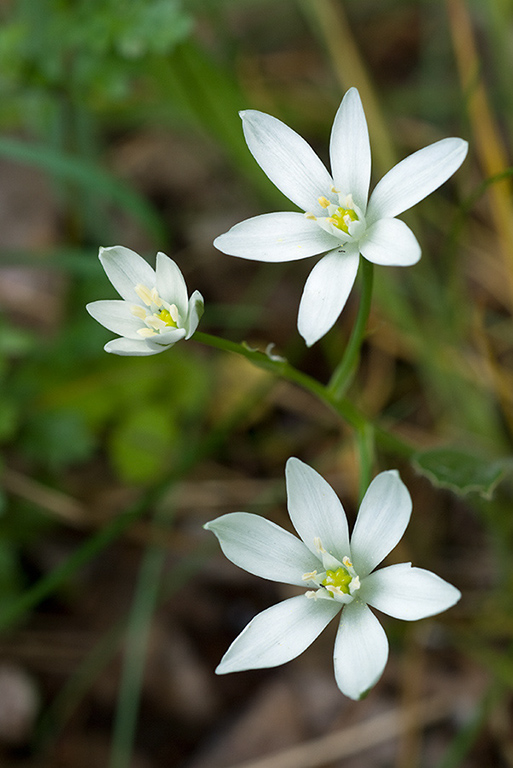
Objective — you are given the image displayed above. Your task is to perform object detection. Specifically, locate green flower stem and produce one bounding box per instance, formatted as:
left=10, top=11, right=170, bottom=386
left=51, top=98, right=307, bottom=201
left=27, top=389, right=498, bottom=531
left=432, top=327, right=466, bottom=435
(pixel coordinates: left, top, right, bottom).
left=356, top=422, right=375, bottom=503
left=328, top=256, right=374, bottom=400
left=193, top=331, right=414, bottom=459
left=193, top=331, right=366, bottom=431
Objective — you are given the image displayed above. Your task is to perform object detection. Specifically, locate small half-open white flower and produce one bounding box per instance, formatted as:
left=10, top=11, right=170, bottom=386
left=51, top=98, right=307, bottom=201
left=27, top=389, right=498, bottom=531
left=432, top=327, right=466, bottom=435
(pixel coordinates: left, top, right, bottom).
left=204, top=458, right=460, bottom=700
left=214, top=88, right=468, bottom=346
left=86, top=246, right=204, bottom=356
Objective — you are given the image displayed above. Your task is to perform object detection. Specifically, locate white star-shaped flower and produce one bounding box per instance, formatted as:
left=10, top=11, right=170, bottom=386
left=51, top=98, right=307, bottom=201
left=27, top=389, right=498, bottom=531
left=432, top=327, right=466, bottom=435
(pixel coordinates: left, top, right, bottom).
left=87, top=246, right=204, bottom=356
left=205, top=458, right=460, bottom=700
left=214, top=88, right=468, bottom=346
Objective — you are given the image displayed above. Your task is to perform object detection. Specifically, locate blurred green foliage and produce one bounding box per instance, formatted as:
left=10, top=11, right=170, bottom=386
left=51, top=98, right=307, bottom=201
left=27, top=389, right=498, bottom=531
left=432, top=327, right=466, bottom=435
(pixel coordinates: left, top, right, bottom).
left=0, top=0, right=192, bottom=123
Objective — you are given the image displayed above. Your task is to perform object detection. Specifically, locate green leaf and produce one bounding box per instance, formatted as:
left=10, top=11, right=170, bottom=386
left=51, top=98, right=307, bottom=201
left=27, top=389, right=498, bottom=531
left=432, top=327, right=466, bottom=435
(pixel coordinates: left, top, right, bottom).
left=412, top=447, right=513, bottom=498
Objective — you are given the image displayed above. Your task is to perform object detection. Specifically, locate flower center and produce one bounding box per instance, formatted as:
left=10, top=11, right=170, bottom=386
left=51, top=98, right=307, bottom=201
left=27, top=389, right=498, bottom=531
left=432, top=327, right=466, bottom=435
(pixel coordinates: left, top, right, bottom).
left=132, top=284, right=180, bottom=338
left=302, top=541, right=361, bottom=604
left=322, top=566, right=352, bottom=594
left=304, top=191, right=365, bottom=244
left=329, top=207, right=359, bottom=234
left=156, top=308, right=179, bottom=328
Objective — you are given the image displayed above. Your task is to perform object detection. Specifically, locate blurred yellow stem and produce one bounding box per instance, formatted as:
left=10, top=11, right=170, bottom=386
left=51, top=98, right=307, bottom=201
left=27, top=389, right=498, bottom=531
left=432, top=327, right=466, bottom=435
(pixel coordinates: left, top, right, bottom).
left=447, top=0, right=513, bottom=434
left=447, top=0, right=513, bottom=304
left=302, top=0, right=395, bottom=172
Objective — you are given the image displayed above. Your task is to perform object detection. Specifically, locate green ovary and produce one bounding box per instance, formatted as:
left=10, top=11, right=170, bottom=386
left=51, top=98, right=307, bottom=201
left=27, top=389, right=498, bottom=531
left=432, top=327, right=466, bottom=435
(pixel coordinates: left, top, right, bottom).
left=330, top=207, right=358, bottom=234
left=322, top=566, right=351, bottom=594
left=158, top=308, right=178, bottom=328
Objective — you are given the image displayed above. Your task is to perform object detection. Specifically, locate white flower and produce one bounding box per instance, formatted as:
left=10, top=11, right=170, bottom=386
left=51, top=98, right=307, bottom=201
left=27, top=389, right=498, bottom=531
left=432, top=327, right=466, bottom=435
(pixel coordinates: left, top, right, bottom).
left=86, top=246, right=204, bottom=356
left=214, top=88, right=468, bottom=346
left=204, top=458, right=460, bottom=700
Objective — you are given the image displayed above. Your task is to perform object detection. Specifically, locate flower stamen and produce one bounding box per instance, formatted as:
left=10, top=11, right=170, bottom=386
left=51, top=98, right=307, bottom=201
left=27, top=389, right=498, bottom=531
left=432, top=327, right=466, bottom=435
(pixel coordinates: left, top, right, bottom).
left=135, top=284, right=154, bottom=306
left=132, top=290, right=181, bottom=337
left=131, top=305, right=147, bottom=320
left=302, top=570, right=318, bottom=582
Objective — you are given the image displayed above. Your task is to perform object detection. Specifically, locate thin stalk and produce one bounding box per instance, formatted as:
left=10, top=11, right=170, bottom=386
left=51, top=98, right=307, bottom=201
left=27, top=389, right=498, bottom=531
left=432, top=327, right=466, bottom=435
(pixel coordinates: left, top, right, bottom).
left=193, top=331, right=366, bottom=431
left=328, top=257, right=374, bottom=400
left=108, top=504, right=172, bottom=768
left=193, top=331, right=415, bottom=459
left=356, top=422, right=375, bottom=504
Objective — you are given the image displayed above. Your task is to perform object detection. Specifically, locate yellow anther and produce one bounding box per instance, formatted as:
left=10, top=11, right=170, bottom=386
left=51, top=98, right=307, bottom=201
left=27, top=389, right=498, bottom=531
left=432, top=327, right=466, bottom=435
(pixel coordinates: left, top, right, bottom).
left=304, top=212, right=316, bottom=220
left=302, top=570, right=318, bottom=582
left=314, top=537, right=325, bottom=554
left=318, top=196, right=331, bottom=209
left=150, top=287, right=163, bottom=307
left=135, top=284, right=154, bottom=306
left=342, top=556, right=353, bottom=569
left=137, top=327, right=157, bottom=338
left=146, top=316, right=166, bottom=331
left=131, top=305, right=147, bottom=320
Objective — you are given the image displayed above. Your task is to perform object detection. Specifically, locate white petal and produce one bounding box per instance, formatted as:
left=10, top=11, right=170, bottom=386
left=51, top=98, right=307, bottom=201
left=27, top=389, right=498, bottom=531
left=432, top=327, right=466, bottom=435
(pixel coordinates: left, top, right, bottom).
left=350, top=470, right=412, bottom=578
left=86, top=300, right=143, bottom=339
left=185, top=290, right=204, bottom=338
left=285, top=458, right=350, bottom=563
left=216, top=594, right=340, bottom=674
left=104, top=337, right=165, bottom=356
left=155, top=252, right=188, bottom=315
left=204, top=512, right=321, bottom=586
left=361, top=563, right=461, bottom=620
left=241, top=110, right=334, bottom=213
left=146, top=327, right=186, bottom=346
left=297, top=247, right=360, bottom=346
left=99, top=246, right=156, bottom=303
left=214, top=212, right=337, bottom=262
left=366, top=138, right=468, bottom=222
left=359, top=218, right=421, bottom=266
left=330, top=88, right=371, bottom=211
left=333, top=601, right=389, bottom=700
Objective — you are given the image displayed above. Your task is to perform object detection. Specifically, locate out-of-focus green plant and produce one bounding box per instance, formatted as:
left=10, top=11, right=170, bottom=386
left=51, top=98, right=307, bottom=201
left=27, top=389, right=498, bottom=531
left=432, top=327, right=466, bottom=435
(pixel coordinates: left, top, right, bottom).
left=0, top=0, right=192, bottom=128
